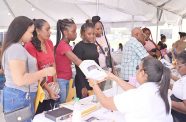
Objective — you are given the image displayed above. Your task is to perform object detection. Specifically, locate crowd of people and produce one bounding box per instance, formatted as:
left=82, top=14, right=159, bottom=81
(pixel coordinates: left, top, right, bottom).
left=0, top=15, right=186, bottom=122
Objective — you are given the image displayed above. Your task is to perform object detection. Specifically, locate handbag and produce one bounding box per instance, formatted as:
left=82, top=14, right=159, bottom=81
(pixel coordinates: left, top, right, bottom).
left=4, top=104, right=32, bottom=122
left=171, top=94, right=183, bottom=102
left=3, top=87, right=33, bottom=122
left=41, top=78, right=60, bottom=100
left=2, top=51, right=33, bottom=122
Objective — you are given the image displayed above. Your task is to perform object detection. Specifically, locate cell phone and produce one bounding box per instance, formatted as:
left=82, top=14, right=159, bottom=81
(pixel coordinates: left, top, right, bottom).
left=85, top=117, right=99, bottom=122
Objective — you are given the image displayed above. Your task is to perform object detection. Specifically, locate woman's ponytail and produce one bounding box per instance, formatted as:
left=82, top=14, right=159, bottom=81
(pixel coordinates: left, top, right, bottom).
left=56, top=20, right=62, bottom=49
left=159, top=66, right=171, bottom=114
left=142, top=57, right=171, bottom=114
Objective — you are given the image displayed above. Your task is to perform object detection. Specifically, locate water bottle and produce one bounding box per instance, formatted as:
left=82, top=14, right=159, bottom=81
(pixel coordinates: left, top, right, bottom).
left=72, top=98, right=81, bottom=122
left=112, top=80, right=118, bottom=96
left=91, top=93, right=98, bottom=103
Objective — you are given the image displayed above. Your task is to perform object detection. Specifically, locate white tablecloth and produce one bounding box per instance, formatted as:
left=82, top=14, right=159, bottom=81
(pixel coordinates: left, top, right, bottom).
left=33, top=107, right=124, bottom=122
left=33, top=87, right=124, bottom=122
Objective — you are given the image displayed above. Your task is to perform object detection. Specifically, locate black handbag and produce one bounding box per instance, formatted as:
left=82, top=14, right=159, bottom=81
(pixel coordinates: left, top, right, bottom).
left=171, top=94, right=183, bottom=102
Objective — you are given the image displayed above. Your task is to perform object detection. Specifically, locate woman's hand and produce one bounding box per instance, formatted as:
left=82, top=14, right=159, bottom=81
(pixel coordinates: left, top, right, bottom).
left=88, top=79, right=98, bottom=87
left=171, top=73, right=180, bottom=81
left=44, top=67, right=56, bottom=76
left=105, top=72, right=116, bottom=81
left=81, top=87, right=88, bottom=98
left=48, top=90, right=59, bottom=100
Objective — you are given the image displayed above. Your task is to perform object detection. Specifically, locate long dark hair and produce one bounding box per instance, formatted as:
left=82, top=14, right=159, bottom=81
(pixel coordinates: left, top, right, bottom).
left=56, top=19, right=75, bottom=48
left=2, top=16, right=33, bottom=53
left=32, top=19, right=47, bottom=52
left=142, top=56, right=171, bottom=114
left=92, top=16, right=113, bottom=70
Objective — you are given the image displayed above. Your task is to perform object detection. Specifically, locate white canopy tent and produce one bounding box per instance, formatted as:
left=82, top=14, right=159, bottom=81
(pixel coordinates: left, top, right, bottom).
left=1, top=0, right=186, bottom=48
left=0, top=0, right=185, bottom=28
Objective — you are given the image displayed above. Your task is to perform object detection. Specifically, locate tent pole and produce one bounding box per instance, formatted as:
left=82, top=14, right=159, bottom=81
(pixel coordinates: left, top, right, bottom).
left=179, top=18, right=183, bottom=31
left=156, top=8, right=160, bottom=43
left=3, top=0, right=15, bottom=18
left=131, top=15, right=134, bottom=30
left=96, top=0, right=99, bottom=15
left=25, top=0, right=56, bottom=22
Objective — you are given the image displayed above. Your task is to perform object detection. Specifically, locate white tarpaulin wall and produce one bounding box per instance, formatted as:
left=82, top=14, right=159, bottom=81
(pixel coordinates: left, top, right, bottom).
left=0, top=0, right=185, bottom=28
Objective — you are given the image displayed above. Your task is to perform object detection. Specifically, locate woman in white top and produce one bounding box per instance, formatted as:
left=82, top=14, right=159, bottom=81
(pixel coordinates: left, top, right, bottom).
left=89, top=56, right=173, bottom=122
left=92, top=16, right=114, bottom=90
left=171, top=50, right=186, bottom=121
left=92, top=16, right=113, bottom=70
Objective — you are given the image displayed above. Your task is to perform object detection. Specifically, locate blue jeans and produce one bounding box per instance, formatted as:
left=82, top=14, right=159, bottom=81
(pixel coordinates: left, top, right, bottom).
left=0, top=75, right=5, bottom=90
left=3, top=87, right=36, bottom=121
left=57, top=78, right=69, bottom=104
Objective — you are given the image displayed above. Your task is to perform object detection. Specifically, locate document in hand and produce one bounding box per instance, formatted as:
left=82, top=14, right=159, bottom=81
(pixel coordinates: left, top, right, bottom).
left=160, top=59, right=174, bottom=69
left=79, top=60, right=107, bottom=81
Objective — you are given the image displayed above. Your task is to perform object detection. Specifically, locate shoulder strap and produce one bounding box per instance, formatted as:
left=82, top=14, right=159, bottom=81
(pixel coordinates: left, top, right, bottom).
left=26, top=58, right=31, bottom=99
left=95, top=41, right=105, bottom=55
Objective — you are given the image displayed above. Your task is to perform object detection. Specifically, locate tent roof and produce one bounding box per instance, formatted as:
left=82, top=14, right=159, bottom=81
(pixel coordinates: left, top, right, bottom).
left=0, top=0, right=184, bottom=28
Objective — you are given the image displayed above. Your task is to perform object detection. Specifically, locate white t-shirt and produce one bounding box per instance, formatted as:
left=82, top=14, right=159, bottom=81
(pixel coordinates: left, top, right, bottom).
left=172, top=75, right=186, bottom=100
left=114, top=82, right=173, bottom=122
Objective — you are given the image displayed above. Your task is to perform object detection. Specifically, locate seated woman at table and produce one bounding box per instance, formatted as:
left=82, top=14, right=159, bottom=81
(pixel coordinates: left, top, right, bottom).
left=171, top=50, right=186, bottom=122
left=88, top=56, right=173, bottom=122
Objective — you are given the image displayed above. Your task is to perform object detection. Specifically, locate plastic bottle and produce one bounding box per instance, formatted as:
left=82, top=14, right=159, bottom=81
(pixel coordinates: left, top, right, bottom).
left=72, top=98, right=81, bottom=122
left=112, top=80, right=118, bottom=96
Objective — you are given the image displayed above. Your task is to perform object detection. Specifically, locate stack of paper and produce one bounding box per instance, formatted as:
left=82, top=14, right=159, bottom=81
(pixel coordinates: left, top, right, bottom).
left=60, top=100, right=100, bottom=117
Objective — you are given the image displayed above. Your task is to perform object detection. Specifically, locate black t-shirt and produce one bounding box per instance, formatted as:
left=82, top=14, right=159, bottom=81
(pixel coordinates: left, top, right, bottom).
left=73, top=41, right=99, bottom=90
left=158, top=41, right=167, bottom=50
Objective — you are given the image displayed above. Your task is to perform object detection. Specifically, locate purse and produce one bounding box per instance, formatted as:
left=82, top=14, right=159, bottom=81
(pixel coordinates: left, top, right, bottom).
left=44, top=82, right=60, bottom=100
left=3, top=86, right=33, bottom=122
left=4, top=104, right=32, bottom=122
left=41, top=78, right=60, bottom=100
left=2, top=51, right=33, bottom=122
left=171, top=94, right=183, bottom=102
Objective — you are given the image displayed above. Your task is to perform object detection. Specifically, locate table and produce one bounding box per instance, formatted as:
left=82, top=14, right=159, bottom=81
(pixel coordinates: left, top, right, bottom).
left=33, top=87, right=124, bottom=122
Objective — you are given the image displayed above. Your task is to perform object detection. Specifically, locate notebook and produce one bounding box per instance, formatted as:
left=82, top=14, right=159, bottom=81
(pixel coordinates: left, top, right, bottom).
left=45, top=107, right=73, bottom=121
